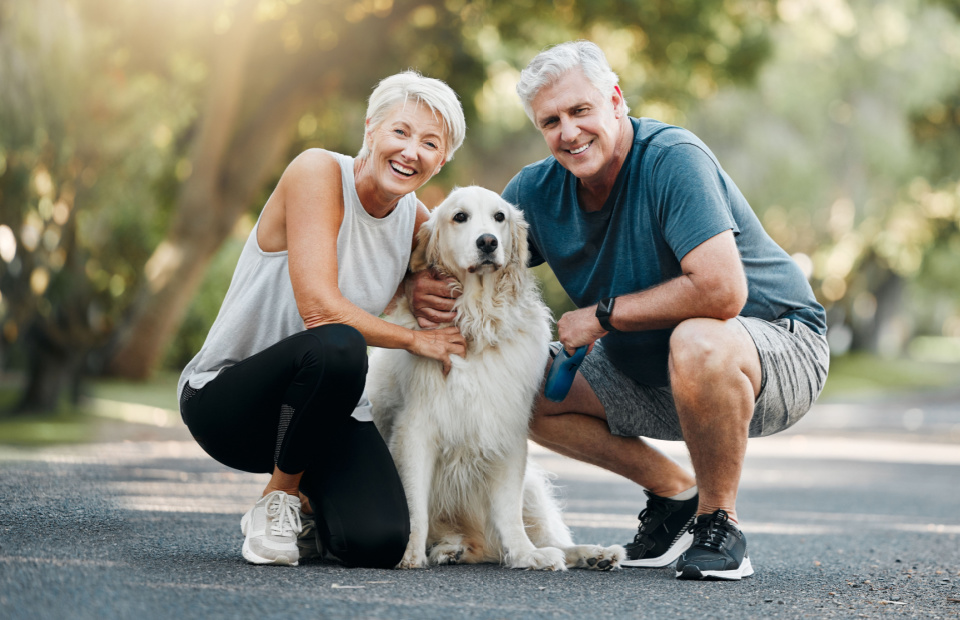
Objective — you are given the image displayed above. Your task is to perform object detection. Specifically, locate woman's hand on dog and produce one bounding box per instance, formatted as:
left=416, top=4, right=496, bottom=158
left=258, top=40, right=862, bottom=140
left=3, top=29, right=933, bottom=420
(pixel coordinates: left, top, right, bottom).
left=408, top=269, right=460, bottom=328
left=410, top=326, right=467, bottom=375
left=557, top=306, right=606, bottom=355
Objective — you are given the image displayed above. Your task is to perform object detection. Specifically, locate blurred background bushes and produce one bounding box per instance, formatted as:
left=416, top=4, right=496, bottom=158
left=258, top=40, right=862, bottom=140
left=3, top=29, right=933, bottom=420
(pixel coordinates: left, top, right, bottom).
left=1, top=0, right=958, bottom=414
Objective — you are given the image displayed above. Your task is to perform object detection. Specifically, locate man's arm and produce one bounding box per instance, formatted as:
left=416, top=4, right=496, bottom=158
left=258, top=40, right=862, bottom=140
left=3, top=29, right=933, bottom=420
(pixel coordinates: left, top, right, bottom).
left=406, top=269, right=460, bottom=328
left=556, top=229, right=747, bottom=351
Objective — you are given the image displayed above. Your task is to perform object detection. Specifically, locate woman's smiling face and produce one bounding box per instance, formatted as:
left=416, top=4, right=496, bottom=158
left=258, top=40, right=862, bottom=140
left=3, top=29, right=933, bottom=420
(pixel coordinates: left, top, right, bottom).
left=366, top=100, right=447, bottom=197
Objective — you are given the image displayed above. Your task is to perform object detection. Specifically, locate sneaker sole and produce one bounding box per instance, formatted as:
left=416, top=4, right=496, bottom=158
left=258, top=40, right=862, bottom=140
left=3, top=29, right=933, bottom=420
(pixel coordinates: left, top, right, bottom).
left=622, top=530, right=693, bottom=568
left=675, top=556, right=754, bottom=581
left=240, top=511, right=299, bottom=566
left=242, top=538, right=299, bottom=566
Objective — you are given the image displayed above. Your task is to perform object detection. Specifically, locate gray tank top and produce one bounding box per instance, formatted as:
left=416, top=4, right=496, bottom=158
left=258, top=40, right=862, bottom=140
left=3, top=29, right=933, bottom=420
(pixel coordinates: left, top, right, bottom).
left=177, top=150, right=417, bottom=420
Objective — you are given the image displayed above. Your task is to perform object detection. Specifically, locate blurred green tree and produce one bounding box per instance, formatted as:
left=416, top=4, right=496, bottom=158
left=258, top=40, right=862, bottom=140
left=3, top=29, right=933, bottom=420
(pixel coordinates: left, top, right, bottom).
left=687, top=0, right=960, bottom=357
left=1, top=0, right=776, bottom=410
left=0, top=0, right=193, bottom=409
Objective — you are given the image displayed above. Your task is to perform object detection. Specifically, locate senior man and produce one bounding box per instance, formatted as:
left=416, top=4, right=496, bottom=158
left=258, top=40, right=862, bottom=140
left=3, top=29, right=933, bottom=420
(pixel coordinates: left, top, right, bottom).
left=413, top=40, right=828, bottom=581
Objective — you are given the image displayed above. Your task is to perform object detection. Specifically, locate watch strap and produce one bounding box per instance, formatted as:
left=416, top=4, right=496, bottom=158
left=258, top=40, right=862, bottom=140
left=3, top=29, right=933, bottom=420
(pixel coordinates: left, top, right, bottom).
left=596, top=297, right=617, bottom=332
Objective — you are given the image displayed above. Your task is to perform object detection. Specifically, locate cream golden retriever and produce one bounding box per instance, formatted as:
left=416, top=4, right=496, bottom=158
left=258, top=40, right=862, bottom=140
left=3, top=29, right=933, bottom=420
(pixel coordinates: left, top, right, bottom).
left=367, top=186, right=624, bottom=571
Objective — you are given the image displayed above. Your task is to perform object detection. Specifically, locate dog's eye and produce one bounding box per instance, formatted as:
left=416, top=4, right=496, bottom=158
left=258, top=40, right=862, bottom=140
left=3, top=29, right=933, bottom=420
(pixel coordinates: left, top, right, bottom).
left=494, top=212, right=505, bottom=223
left=453, top=212, right=468, bottom=223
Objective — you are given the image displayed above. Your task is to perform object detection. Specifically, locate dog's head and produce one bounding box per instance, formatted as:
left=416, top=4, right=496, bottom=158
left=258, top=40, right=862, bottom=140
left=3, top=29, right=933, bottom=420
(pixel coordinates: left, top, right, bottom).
left=411, top=186, right=529, bottom=279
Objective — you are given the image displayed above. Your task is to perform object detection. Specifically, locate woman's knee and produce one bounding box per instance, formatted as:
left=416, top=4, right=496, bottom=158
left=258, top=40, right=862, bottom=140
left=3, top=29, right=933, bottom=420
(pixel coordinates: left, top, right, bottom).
left=305, top=324, right=367, bottom=377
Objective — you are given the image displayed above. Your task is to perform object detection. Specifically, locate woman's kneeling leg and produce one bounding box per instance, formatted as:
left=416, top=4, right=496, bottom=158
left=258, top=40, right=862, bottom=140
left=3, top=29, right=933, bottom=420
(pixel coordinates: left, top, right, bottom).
left=301, top=419, right=409, bottom=569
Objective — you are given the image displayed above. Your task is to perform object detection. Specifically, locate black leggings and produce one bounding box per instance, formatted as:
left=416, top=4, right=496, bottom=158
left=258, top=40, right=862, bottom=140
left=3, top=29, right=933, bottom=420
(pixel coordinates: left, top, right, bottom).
left=180, top=324, right=409, bottom=568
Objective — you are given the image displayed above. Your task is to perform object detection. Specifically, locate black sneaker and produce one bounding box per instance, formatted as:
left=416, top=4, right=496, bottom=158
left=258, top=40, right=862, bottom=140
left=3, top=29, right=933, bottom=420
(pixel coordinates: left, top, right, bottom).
left=675, top=509, right=754, bottom=580
left=621, top=490, right=698, bottom=567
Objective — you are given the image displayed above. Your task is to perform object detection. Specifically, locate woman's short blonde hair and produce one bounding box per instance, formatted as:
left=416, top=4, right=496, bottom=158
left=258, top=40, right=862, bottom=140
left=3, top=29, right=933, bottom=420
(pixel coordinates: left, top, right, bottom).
left=358, top=71, right=466, bottom=163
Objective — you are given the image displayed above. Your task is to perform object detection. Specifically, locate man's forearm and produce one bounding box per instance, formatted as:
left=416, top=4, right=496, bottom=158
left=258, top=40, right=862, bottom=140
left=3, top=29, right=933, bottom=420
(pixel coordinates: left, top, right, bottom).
left=603, top=273, right=745, bottom=333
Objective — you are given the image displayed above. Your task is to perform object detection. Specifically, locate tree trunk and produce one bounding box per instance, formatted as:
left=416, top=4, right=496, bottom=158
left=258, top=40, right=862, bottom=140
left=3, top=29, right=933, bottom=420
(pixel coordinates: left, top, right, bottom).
left=18, top=323, right=85, bottom=413
left=870, top=272, right=907, bottom=357
left=850, top=265, right=907, bottom=356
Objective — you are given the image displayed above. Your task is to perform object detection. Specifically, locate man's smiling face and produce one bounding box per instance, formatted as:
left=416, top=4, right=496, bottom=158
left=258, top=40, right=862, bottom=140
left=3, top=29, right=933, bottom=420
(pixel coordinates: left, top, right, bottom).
left=531, top=68, right=627, bottom=188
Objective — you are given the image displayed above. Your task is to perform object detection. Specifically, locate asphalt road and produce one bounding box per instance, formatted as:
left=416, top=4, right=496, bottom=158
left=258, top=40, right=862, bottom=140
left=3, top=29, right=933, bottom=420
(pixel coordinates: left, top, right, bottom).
left=2, top=390, right=959, bottom=619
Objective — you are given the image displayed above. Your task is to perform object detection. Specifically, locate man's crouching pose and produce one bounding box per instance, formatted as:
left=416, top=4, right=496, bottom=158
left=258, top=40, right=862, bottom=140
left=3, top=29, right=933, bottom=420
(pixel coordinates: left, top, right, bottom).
left=412, top=40, right=829, bottom=581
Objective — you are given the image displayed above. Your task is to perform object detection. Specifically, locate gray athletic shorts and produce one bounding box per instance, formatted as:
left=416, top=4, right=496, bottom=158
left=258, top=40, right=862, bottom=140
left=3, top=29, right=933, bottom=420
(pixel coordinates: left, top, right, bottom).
left=563, top=316, right=829, bottom=441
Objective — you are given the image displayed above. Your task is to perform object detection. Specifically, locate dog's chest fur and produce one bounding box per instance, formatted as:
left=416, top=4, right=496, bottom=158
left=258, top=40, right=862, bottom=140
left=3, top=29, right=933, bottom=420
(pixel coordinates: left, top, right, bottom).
left=368, top=272, right=551, bottom=461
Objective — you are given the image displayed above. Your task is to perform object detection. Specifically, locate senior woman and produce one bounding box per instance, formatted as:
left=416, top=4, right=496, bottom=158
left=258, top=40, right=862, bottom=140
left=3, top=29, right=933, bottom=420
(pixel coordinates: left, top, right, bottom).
left=177, top=71, right=466, bottom=569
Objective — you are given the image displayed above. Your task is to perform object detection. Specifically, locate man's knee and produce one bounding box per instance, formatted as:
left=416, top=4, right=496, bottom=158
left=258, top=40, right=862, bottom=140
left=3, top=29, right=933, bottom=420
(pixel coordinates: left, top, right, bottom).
left=669, top=318, right=735, bottom=382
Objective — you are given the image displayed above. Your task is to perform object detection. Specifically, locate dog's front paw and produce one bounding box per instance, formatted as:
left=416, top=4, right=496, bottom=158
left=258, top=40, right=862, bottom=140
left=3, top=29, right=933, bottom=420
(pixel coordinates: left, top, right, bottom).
left=397, top=542, right=428, bottom=569
left=508, top=546, right=567, bottom=571
left=565, top=544, right=626, bottom=571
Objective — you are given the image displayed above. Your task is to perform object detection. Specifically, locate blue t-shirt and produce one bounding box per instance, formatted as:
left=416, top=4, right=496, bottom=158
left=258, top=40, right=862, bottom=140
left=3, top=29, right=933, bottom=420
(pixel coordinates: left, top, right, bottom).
left=502, top=117, right=826, bottom=387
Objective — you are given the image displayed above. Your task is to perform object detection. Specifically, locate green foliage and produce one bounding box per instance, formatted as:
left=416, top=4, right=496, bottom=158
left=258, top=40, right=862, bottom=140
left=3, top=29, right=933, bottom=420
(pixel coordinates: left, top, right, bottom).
left=86, top=370, right=180, bottom=412
left=0, top=411, right=96, bottom=444
left=0, top=0, right=196, bottom=378
left=821, top=352, right=960, bottom=399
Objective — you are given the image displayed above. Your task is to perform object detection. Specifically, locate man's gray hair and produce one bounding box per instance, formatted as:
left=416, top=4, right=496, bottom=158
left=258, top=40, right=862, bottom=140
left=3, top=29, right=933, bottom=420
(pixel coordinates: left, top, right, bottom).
left=516, top=40, right=629, bottom=123
left=358, top=71, right=466, bottom=163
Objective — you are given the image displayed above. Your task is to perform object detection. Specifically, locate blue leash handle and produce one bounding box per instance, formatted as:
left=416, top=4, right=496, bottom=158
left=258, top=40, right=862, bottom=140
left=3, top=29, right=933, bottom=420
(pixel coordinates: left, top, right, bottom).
left=543, top=345, right=588, bottom=402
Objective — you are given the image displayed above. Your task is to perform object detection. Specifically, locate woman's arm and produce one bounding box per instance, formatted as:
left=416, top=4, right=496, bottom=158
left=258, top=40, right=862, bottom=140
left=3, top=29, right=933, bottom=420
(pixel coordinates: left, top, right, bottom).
left=264, top=149, right=465, bottom=372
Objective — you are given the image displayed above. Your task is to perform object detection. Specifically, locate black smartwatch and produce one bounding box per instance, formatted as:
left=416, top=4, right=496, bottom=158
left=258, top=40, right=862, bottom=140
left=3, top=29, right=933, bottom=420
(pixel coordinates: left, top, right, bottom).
left=595, top=297, right=617, bottom=332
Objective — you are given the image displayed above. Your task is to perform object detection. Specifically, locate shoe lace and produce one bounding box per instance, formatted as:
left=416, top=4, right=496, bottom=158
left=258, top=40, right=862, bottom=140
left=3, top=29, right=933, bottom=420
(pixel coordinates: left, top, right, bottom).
left=265, top=492, right=302, bottom=538
left=688, top=509, right=731, bottom=551
left=633, top=498, right=673, bottom=544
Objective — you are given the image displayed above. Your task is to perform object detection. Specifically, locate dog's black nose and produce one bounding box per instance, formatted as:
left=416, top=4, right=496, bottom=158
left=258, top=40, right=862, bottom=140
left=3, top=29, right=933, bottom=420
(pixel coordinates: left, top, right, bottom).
left=476, top=234, right=498, bottom=254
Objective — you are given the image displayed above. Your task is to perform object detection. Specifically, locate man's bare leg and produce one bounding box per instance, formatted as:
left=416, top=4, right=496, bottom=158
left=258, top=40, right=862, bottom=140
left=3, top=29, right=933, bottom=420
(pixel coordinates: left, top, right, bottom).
left=529, top=372, right=696, bottom=498
left=669, top=318, right=762, bottom=523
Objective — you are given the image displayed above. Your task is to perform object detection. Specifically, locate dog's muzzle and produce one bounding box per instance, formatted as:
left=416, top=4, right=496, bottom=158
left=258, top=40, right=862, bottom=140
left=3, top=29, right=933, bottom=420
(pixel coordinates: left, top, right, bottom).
left=470, top=234, right=501, bottom=272
left=476, top=234, right=498, bottom=255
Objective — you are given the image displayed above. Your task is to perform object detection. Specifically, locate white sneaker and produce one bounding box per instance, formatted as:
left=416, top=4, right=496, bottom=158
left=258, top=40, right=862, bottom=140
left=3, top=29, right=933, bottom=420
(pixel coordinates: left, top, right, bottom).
left=239, top=491, right=302, bottom=566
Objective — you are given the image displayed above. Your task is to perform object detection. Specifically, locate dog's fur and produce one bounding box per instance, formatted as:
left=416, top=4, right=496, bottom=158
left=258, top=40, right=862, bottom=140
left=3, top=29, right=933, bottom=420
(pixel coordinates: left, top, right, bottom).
left=367, top=186, right=625, bottom=571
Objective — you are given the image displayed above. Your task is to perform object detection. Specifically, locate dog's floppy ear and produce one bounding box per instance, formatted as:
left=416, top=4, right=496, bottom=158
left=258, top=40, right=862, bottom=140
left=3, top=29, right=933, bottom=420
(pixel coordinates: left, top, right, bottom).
left=497, top=200, right=530, bottom=296
left=409, top=214, right=439, bottom=272
left=506, top=201, right=530, bottom=272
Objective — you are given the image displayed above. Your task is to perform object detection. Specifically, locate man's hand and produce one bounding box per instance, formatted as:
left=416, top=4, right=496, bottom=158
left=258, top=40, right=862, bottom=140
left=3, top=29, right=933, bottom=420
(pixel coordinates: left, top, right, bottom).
left=407, top=269, right=461, bottom=328
left=556, top=305, right=607, bottom=354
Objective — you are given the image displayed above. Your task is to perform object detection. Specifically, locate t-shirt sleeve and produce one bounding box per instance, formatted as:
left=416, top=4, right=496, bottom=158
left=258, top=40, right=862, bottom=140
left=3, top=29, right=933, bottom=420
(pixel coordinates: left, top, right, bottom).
left=502, top=172, right=545, bottom=267
left=652, top=143, right=739, bottom=261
